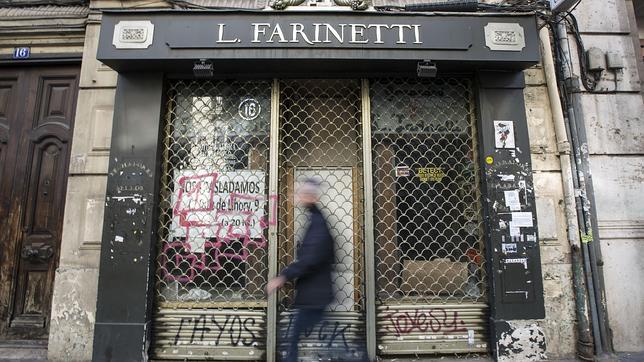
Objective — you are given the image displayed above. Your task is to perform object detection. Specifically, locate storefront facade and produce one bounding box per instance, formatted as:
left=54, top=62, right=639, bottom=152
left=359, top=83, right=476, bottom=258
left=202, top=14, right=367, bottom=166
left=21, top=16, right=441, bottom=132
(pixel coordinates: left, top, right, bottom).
left=92, top=10, right=545, bottom=361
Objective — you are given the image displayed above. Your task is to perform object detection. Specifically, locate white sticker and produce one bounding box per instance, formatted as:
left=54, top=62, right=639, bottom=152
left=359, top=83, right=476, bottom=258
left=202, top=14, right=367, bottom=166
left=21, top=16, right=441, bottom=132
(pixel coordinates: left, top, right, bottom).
left=502, top=243, right=517, bottom=254
left=505, top=257, right=528, bottom=269
left=171, top=170, right=266, bottom=239
left=504, top=190, right=521, bottom=211
left=509, top=222, right=521, bottom=238
left=468, top=330, right=475, bottom=345
left=511, top=212, right=533, bottom=227
left=498, top=174, right=515, bottom=182
left=494, top=120, right=516, bottom=149
left=396, top=165, right=410, bottom=177
left=115, top=235, right=124, bottom=243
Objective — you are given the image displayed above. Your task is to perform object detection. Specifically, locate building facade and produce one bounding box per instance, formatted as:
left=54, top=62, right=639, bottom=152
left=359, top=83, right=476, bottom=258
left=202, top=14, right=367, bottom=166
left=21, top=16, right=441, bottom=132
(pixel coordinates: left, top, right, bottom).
left=0, top=0, right=641, bottom=361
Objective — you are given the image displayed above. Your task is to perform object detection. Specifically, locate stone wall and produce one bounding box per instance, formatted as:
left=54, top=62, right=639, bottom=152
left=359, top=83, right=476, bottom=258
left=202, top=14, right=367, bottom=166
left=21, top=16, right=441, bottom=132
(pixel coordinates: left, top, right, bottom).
left=46, top=9, right=116, bottom=361
left=571, top=0, right=644, bottom=352
left=524, top=65, right=578, bottom=359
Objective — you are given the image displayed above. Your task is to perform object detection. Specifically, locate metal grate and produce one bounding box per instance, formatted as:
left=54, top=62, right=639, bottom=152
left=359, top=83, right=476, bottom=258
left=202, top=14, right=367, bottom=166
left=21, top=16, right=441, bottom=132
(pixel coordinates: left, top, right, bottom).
left=153, top=80, right=272, bottom=360
left=276, top=79, right=367, bottom=360
left=150, top=78, right=489, bottom=359
left=369, top=78, right=488, bottom=354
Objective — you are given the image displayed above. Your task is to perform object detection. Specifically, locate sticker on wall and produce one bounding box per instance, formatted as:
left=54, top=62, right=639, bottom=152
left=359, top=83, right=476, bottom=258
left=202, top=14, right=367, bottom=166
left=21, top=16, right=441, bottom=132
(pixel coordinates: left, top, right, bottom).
left=494, top=120, right=515, bottom=149
left=504, top=189, right=521, bottom=211
left=485, top=156, right=494, bottom=165
left=511, top=212, right=533, bottom=227
left=396, top=165, right=410, bottom=177
left=417, top=167, right=445, bottom=182
left=509, top=222, right=521, bottom=238
left=170, top=170, right=266, bottom=240
left=502, top=243, right=518, bottom=254
left=504, top=257, right=528, bottom=269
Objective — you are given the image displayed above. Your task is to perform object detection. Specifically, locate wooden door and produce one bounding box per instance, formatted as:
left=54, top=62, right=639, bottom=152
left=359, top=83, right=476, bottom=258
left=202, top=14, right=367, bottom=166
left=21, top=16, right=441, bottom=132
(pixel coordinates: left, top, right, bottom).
left=0, top=66, right=79, bottom=341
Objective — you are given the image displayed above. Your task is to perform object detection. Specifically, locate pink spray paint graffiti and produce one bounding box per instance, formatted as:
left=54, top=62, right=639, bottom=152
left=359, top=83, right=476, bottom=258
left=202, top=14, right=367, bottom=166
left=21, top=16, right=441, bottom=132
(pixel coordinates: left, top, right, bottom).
left=382, top=306, right=468, bottom=337
left=161, top=171, right=277, bottom=283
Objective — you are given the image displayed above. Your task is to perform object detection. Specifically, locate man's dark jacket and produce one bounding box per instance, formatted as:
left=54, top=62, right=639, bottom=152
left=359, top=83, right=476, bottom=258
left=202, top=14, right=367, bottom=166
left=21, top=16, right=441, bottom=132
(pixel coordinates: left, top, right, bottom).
left=280, top=204, right=335, bottom=308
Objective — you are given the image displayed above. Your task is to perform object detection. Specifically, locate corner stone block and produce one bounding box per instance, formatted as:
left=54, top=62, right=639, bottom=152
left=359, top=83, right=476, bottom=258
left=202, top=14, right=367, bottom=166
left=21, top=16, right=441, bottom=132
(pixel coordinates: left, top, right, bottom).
left=80, top=23, right=118, bottom=89
left=524, top=66, right=546, bottom=86
left=48, top=267, right=99, bottom=362
left=524, top=86, right=557, bottom=154
left=581, top=93, right=644, bottom=155
left=58, top=175, right=107, bottom=268
left=69, top=89, right=116, bottom=175
left=572, top=0, right=631, bottom=34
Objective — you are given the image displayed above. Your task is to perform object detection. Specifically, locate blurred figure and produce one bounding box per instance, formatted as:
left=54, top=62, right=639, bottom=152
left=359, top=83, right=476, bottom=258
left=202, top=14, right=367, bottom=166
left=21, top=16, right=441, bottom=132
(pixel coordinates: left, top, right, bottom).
left=266, top=178, right=335, bottom=362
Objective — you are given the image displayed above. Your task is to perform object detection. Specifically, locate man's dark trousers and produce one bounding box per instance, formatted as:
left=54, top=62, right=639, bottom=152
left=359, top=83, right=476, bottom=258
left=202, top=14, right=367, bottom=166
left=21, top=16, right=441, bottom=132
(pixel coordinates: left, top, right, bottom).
left=286, top=307, right=325, bottom=362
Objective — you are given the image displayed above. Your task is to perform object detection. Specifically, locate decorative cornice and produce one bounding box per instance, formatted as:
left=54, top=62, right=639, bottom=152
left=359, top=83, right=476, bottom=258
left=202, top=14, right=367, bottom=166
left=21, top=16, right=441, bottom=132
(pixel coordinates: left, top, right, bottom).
left=269, top=0, right=305, bottom=10
left=270, top=0, right=369, bottom=10
left=598, top=220, right=644, bottom=240
left=0, top=5, right=88, bottom=34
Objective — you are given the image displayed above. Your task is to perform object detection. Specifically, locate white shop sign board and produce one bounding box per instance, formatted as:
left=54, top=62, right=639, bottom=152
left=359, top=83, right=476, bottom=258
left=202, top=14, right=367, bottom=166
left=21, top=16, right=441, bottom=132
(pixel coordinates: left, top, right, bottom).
left=171, top=170, right=266, bottom=242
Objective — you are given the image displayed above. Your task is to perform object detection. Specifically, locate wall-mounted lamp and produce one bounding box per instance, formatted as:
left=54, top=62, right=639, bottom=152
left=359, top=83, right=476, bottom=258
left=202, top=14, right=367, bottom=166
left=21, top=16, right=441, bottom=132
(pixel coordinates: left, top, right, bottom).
left=417, top=60, right=438, bottom=78
left=193, top=59, right=214, bottom=78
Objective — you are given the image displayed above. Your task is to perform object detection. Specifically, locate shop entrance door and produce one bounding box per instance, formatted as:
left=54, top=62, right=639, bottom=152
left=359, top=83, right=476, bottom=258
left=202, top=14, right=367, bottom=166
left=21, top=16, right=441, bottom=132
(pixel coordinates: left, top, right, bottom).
left=0, top=66, right=79, bottom=342
left=277, top=80, right=367, bottom=361
left=293, top=167, right=356, bottom=312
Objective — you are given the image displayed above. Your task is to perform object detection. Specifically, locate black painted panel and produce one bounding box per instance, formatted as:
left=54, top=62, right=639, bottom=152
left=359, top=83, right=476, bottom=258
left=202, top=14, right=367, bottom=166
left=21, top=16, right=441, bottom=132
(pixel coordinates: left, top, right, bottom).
left=92, top=73, right=164, bottom=362
left=97, top=11, right=540, bottom=72
left=476, top=71, right=545, bottom=321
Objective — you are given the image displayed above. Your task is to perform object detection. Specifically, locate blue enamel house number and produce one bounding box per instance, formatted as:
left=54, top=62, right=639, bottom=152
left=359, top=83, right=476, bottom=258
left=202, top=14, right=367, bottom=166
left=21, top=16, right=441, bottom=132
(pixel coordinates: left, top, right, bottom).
left=13, top=47, right=30, bottom=59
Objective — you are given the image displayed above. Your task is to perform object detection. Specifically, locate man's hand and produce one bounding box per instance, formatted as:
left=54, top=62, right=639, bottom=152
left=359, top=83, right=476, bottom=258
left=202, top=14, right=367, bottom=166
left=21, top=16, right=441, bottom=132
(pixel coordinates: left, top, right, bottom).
left=266, top=275, right=287, bottom=295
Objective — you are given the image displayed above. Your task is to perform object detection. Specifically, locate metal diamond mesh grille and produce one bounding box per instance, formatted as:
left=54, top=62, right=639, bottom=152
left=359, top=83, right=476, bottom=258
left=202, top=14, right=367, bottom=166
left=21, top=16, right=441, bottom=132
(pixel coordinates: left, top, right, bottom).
left=370, top=78, right=486, bottom=303
left=276, top=79, right=365, bottom=312
left=156, top=80, right=272, bottom=305
left=151, top=78, right=488, bottom=359
left=276, top=80, right=367, bottom=359
left=153, top=80, right=272, bottom=359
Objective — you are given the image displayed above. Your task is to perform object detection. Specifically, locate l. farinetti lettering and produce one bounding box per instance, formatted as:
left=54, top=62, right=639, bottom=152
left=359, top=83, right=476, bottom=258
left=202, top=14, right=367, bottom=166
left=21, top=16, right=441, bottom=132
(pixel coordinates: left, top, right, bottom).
left=214, top=22, right=422, bottom=45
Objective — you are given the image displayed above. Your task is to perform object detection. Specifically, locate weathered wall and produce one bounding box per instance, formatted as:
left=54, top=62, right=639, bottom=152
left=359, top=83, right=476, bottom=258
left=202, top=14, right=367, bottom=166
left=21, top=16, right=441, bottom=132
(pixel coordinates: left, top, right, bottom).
left=46, top=9, right=117, bottom=362
left=570, top=0, right=644, bottom=353
left=0, top=5, right=87, bottom=57
left=45, top=2, right=176, bottom=361
left=524, top=65, right=578, bottom=359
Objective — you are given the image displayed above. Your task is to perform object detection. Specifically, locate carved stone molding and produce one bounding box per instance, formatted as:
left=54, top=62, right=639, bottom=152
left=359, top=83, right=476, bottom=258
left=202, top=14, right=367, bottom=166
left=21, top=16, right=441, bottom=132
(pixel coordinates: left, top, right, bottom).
left=269, top=0, right=305, bottom=10
left=270, top=0, right=369, bottom=10
left=333, top=0, right=369, bottom=10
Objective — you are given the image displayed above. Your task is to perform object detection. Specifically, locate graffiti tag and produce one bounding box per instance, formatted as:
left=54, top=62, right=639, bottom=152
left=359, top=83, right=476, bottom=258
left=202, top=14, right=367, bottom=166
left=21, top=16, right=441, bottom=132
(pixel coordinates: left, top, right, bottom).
left=174, top=314, right=259, bottom=346
left=383, top=307, right=468, bottom=337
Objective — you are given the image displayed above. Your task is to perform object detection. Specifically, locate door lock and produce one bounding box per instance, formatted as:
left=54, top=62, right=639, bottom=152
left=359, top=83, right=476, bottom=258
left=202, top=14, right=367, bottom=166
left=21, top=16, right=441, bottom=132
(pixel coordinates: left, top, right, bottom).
left=21, top=243, right=54, bottom=263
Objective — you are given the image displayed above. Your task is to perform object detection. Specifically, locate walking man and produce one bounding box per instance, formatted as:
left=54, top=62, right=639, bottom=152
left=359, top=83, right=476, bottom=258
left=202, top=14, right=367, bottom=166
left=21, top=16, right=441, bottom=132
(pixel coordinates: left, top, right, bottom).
left=266, top=178, right=335, bottom=362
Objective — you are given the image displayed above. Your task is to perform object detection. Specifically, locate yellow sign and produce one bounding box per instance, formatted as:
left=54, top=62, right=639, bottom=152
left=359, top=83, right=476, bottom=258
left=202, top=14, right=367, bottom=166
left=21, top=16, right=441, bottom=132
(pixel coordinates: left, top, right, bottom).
left=417, top=167, right=445, bottom=182
left=485, top=156, right=494, bottom=164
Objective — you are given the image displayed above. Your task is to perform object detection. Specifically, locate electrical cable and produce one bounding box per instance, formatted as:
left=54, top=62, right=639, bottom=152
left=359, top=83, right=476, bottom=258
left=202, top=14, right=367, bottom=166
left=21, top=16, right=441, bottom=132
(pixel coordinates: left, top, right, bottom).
left=563, top=13, right=618, bottom=93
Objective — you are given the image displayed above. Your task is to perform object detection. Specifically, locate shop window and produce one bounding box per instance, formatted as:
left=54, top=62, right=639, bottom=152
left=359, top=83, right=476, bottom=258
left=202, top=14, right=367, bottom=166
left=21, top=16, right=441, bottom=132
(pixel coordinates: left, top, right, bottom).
left=370, top=78, right=486, bottom=302
left=156, top=80, right=272, bottom=304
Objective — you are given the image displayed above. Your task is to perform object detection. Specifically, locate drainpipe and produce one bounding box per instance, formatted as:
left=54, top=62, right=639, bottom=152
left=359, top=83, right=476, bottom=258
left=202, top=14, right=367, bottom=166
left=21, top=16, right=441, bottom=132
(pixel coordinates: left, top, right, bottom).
left=539, top=27, right=594, bottom=360
left=554, top=20, right=612, bottom=356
